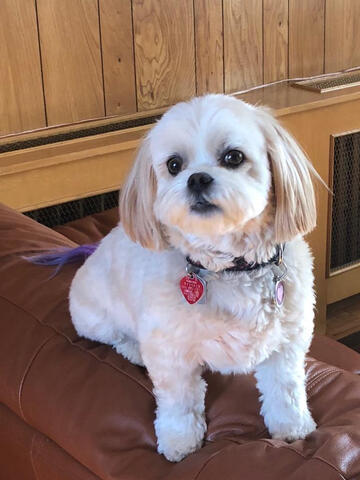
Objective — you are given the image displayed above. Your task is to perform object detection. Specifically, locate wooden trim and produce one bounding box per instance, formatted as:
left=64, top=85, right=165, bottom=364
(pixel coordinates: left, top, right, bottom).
left=0, top=125, right=148, bottom=175
left=327, top=293, right=360, bottom=339
left=239, top=83, right=360, bottom=117
left=2, top=83, right=360, bottom=148
left=0, top=125, right=148, bottom=212
left=325, top=134, right=335, bottom=278
left=0, top=106, right=166, bottom=147
left=329, top=261, right=360, bottom=278
left=327, top=269, right=360, bottom=305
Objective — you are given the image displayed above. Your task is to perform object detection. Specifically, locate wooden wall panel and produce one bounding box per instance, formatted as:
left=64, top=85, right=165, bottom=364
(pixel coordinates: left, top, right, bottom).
left=0, top=0, right=45, bottom=136
left=37, top=0, right=105, bottom=126
left=224, top=0, right=263, bottom=93
left=263, top=0, right=288, bottom=83
left=325, top=0, right=360, bottom=73
left=194, top=0, right=224, bottom=95
left=100, top=0, right=137, bottom=116
left=133, top=0, right=195, bottom=111
left=3, top=0, right=360, bottom=138
left=289, top=0, right=325, bottom=78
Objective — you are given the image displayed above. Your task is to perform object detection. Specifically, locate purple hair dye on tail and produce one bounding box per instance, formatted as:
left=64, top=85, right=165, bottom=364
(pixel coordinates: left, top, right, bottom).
left=25, top=243, right=99, bottom=275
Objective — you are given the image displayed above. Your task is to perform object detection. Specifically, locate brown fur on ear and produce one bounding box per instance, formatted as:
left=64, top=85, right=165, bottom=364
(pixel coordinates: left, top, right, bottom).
left=119, top=137, right=167, bottom=250
left=256, top=107, right=318, bottom=242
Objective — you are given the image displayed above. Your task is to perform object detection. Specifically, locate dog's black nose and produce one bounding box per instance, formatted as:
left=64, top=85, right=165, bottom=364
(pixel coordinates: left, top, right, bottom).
left=187, top=172, right=214, bottom=193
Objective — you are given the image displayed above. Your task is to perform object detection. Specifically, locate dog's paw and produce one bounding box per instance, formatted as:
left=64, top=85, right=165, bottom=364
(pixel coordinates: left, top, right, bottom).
left=270, top=411, right=317, bottom=442
left=155, top=411, right=206, bottom=462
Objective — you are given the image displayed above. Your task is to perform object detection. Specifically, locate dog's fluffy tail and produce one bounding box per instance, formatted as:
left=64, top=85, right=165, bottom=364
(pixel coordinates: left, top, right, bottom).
left=25, top=243, right=98, bottom=274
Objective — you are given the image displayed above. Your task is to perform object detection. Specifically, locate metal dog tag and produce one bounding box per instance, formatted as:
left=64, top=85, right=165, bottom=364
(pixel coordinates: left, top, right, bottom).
left=273, top=278, right=285, bottom=307
left=180, top=273, right=207, bottom=304
left=271, top=249, right=287, bottom=308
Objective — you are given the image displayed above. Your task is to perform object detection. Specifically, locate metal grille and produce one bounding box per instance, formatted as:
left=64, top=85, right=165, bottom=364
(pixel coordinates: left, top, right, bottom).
left=292, top=70, right=360, bottom=93
left=330, top=132, right=360, bottom=272
left=24, top=190, right=119, bottom=228
left=0, top=115, right=161, bottom=154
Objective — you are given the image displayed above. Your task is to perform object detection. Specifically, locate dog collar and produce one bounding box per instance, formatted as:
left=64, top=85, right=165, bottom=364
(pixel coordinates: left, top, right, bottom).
left=186, top=244, right=285, bottom=274
left=180, top=244, right=287, bottom=307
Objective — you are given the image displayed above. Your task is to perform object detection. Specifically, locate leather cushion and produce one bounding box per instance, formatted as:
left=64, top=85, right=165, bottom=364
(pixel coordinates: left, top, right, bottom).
left=1, top=203, right=360, bottom=479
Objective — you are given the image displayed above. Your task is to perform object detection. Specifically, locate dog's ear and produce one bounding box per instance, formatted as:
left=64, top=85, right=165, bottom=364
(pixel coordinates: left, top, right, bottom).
left=119, top=136, right=166, bottom=250
left=256, top=106, right=317, bottom=242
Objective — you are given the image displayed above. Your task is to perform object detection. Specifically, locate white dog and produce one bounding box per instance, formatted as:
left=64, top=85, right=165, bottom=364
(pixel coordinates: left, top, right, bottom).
left=69, top=94, right=317, bottom=462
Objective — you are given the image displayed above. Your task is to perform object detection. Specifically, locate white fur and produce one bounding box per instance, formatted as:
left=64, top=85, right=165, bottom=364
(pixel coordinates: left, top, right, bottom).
left=69, top=95, right=317, bottom=462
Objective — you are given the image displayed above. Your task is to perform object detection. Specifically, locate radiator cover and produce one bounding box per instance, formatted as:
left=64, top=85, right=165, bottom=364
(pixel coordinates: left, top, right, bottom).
left=330, top=131, right=360, bottom=273
left=24, top=190, right=119, bottom=228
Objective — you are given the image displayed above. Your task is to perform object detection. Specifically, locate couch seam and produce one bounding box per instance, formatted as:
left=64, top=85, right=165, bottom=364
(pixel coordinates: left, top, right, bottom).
left=18, top=333, right=57, bottom=421
left=312, top=455, right=347, bottom=480
left=192, top=442, right=233, bottom=480
left=31, top=432, right=102, bottom=480
left=255, top=439, right=347, bottom=480
left=1, top=295, right=155, bottom=398
left=307, top=366, right=341, bottom=392
left=192, top=439, right=347, bottom=479
left=30, top=434, right=40, bottom=480
left=307, top=369, right=342, bottom=398
left=1, top=401, right=102, bottom=480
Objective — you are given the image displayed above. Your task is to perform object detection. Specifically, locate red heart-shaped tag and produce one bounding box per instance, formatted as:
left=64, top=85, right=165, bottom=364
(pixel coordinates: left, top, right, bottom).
left=180, top=274, right=204, bottom=304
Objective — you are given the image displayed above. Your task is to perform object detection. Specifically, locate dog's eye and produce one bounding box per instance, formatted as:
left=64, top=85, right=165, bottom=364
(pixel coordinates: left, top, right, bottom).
left=221, top=150, right=245, bottom=168
left=167, top=155, right=183, bottom=176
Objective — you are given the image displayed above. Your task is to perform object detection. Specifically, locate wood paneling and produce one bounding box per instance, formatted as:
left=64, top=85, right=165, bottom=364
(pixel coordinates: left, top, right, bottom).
left=0, top=0, right=46, bottom=136
left=2, top=0, right=360, bottom=137
left=289, top=0, right=325, bottom=77
left=325, top=0, right=360, bottom=73
left=224, top=0, right=263, bottom=93
left=100, top=0, right=137, bottom=116
left=133, top=0, right=195, bottom=110
left=194, top=0, right=224, bottom=95
left=37, top=0, right=105, bottom=125
left=263, top=0, right=288, bottom=83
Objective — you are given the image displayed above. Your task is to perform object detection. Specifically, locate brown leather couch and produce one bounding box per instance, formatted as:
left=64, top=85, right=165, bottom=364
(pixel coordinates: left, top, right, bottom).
left=1, top=202, right=360, bottom=480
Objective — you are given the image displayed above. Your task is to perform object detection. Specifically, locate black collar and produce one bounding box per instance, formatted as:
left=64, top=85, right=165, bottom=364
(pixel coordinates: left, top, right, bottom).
left=186, top=244, right=284, bottom=274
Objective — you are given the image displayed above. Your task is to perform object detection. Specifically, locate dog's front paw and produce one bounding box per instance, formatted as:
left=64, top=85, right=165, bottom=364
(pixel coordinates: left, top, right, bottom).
left=270, top=410, right=317, bottom=442
left=155, top=411, right=206, bottom=462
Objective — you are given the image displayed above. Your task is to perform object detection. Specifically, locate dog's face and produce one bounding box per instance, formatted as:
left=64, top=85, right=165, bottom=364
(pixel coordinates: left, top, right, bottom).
left=120, top=95, right=316, bottom=250
left=151, top=96, right=271, bottom=237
